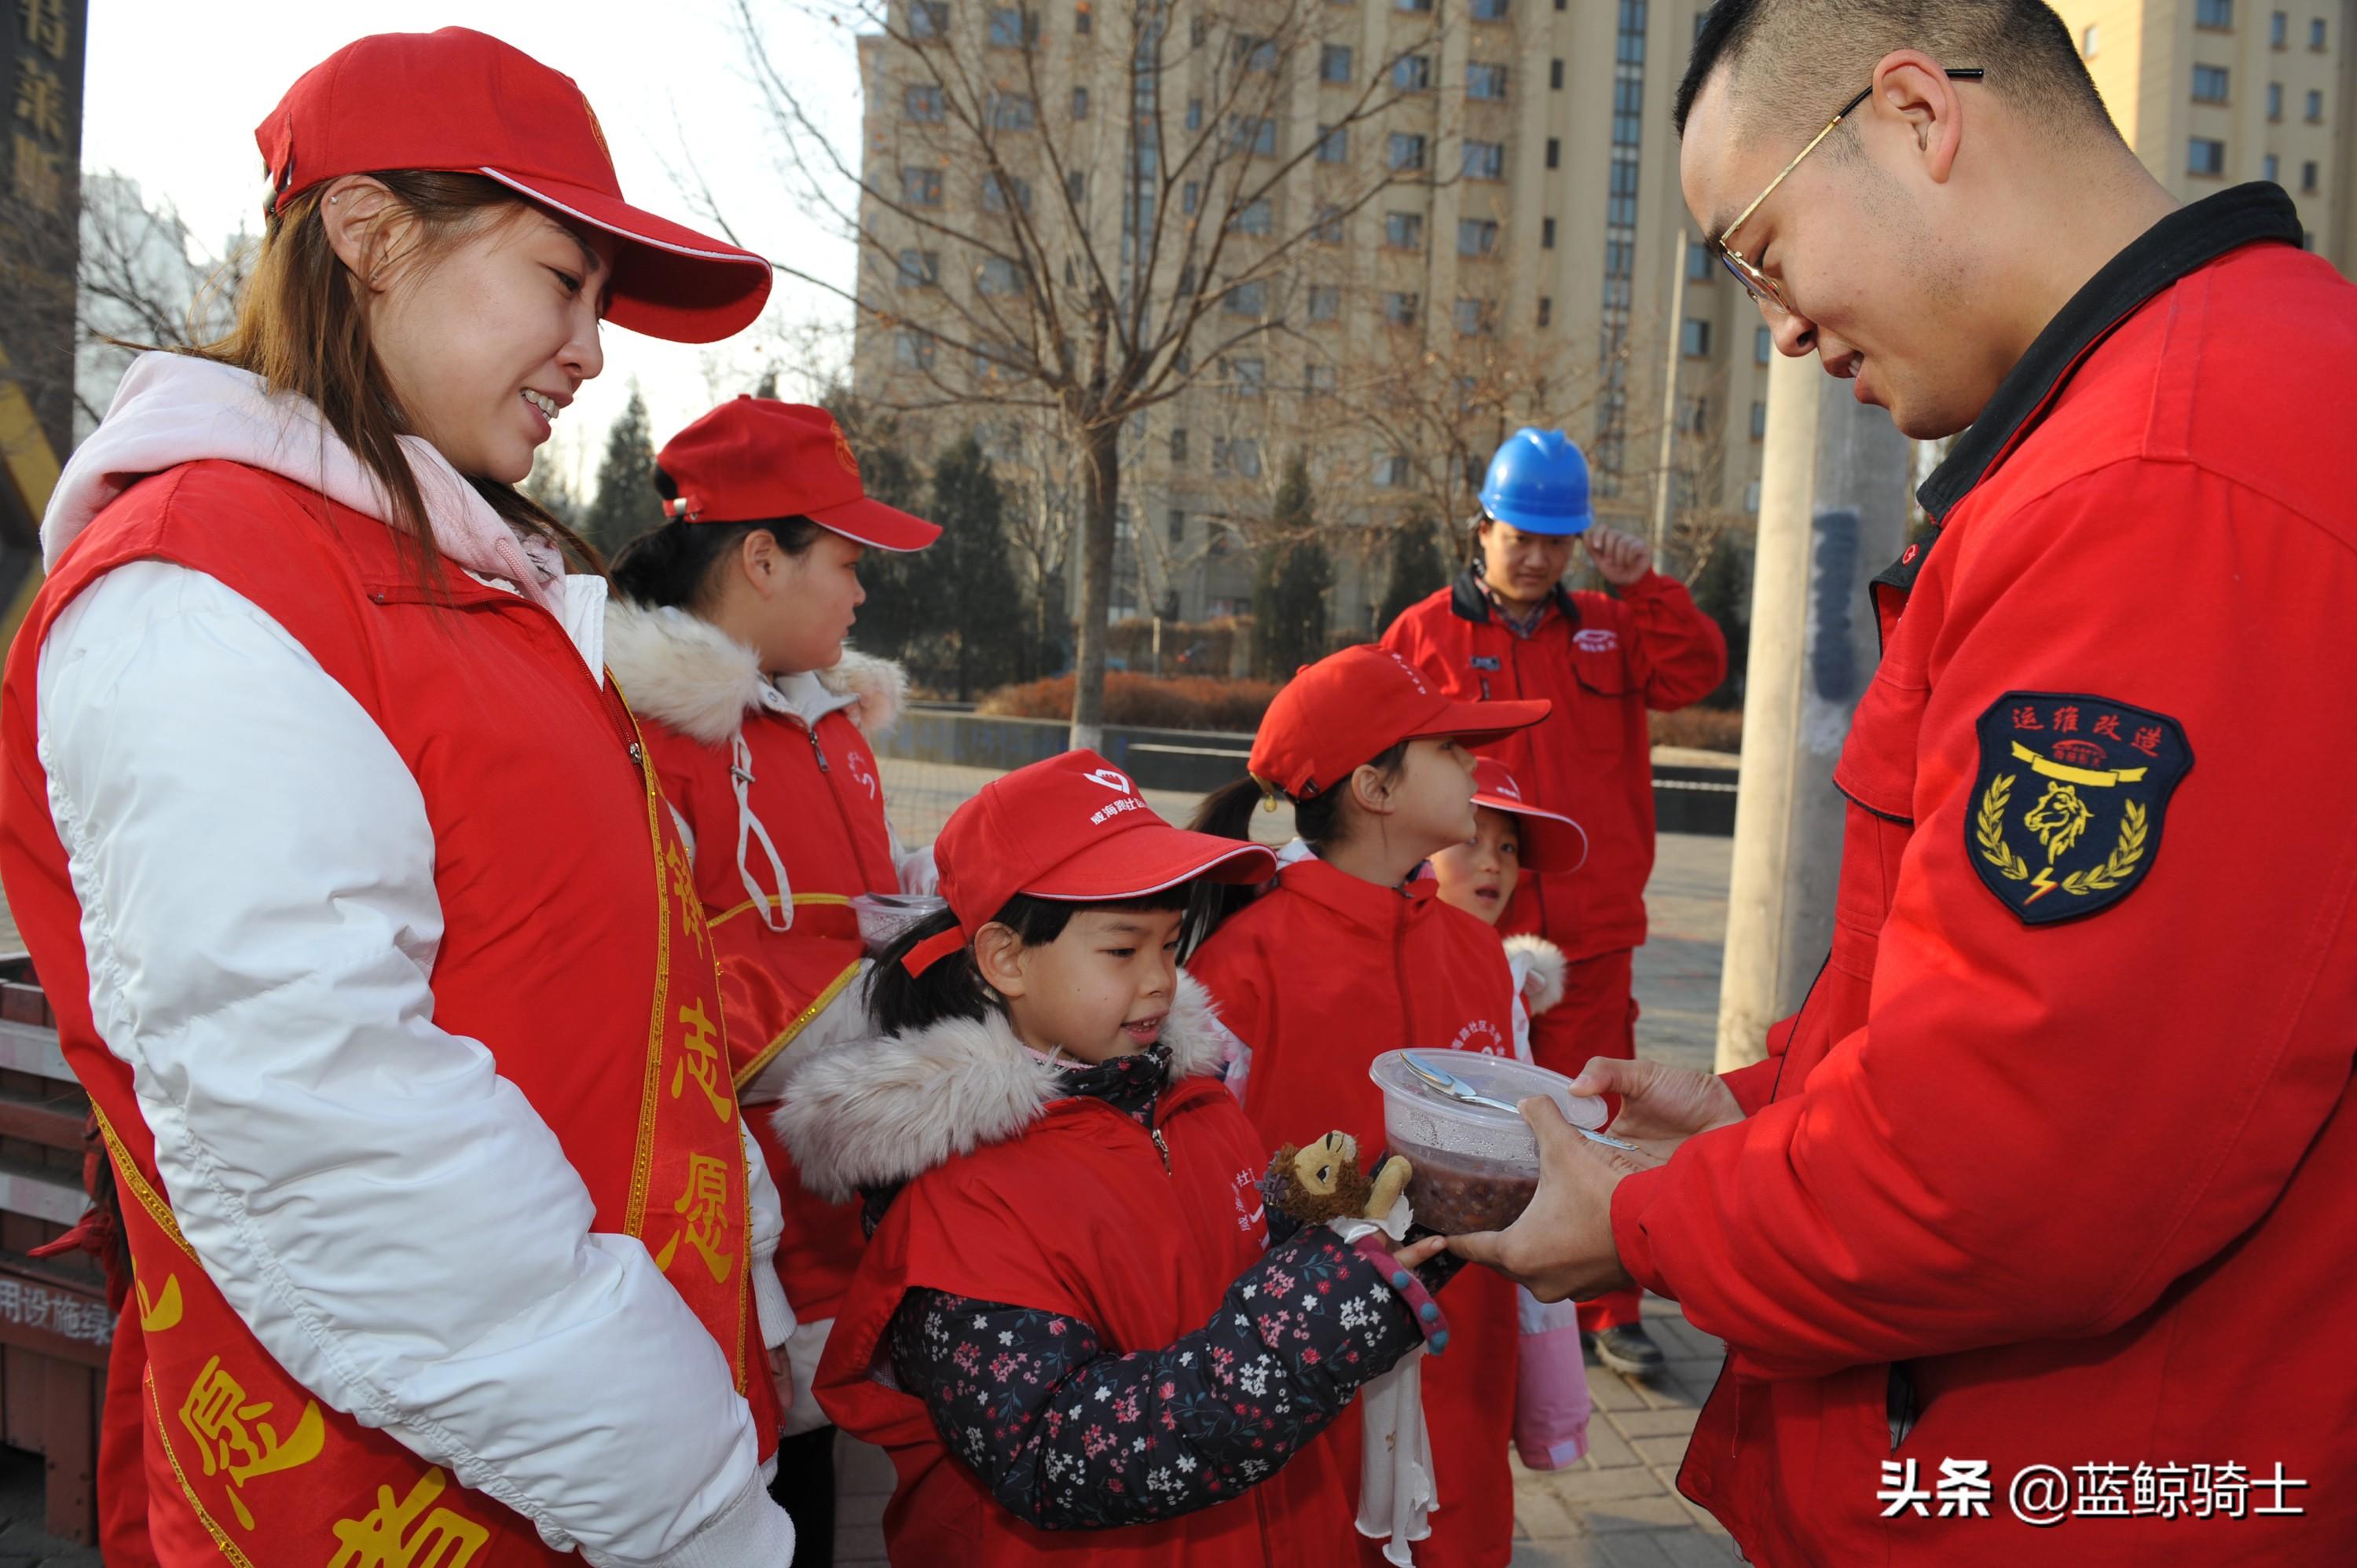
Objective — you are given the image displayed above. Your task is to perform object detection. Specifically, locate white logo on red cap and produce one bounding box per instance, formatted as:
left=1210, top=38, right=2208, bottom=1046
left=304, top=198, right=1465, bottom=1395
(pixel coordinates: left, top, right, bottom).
left=1492, top=777, right=1523, bottom=800
left=1573, top=629, right=1619, bottom=654
left=1383, top=650, right=1431, bottom=695
left=1082, top=768, right=1133, bottom=793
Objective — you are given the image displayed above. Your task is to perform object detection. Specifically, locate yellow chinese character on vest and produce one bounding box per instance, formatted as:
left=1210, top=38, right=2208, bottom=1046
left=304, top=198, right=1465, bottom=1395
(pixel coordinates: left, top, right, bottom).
left=178, top=1355, right=324, bottom=1530
left=669, top=998, right=732, bottom=1122
left=328, top=1467, right=489, bottom=1568
left=654, top=1152, right=736, bottom=1284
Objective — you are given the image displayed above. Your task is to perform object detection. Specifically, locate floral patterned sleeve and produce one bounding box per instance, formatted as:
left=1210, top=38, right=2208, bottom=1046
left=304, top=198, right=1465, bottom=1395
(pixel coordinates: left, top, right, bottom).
left=885, top=1225, right=1426, bottom=1529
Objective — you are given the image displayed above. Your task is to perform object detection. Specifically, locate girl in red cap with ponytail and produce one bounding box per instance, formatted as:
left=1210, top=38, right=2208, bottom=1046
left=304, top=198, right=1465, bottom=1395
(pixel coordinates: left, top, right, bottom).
left=776, top=750, right=1459, bottom=1566
left=0, top=29, right=798, bottom=1567
left=605, top=396, right=944, bottom=1561
left=1187, top=644, right=1551, bottom=1568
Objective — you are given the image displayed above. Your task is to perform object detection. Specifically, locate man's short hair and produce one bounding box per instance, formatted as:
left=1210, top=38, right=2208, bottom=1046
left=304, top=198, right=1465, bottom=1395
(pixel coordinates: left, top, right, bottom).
left=1674, top=0, right=2117, bottom=146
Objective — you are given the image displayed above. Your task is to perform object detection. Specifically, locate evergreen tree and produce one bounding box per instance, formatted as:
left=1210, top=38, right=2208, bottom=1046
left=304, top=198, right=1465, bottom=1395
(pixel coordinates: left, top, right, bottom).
left=583, top=385, right=659, bottom=555
left=1376, top=514, right=1450, bottom=634
left=920, top=434, right=1028, bottom=699
left=1252, top=452, right=1332, bottom=679
left=1688, top=537, right=1752, bottom=709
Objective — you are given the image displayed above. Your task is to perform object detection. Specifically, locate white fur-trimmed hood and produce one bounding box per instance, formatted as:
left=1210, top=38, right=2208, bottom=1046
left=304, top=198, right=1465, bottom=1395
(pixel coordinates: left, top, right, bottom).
left=603, top=599, right=907, bottom=746
left=775, top=971, right=1230, bottom=1202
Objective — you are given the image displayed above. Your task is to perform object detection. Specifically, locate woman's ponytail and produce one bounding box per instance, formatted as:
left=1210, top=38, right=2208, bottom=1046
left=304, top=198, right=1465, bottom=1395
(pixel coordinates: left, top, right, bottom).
left=867, top=907, right=994, bottom=1037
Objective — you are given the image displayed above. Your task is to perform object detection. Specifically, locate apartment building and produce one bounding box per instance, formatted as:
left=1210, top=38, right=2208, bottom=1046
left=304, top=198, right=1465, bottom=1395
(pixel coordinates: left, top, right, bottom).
left=850, top=0, right=1769, bottom=628
left=2054, top=0, right=2357, bottom=267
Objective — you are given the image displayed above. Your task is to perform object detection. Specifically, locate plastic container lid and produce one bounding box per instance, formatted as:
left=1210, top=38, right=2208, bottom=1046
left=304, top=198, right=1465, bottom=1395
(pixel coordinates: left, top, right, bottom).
left=1368, top=1050, right=1609, bottom=1170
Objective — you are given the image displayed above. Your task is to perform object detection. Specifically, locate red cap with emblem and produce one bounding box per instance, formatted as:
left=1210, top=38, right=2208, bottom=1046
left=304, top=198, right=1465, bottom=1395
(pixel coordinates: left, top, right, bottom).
left=255, top=27, right=772, bottom=343
left=1469, top=757, right=1587, bottom=874
left=1248, top=644, right=1549, bottom=801
left=902, top=751, right=1275, bottom=974
left=655, top=398, right=941, bottom=551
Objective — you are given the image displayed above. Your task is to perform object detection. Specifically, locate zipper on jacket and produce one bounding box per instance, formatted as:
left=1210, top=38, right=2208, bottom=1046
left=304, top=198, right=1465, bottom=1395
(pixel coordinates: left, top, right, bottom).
left=805, top=724, right=831, bottom=772
left=796, top=713, right=888, bottom=888
left=1149, top=1126, right=1172, bottom=1174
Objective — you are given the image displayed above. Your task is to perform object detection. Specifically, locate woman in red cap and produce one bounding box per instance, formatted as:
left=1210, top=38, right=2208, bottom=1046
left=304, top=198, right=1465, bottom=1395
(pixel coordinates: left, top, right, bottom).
left=0, top=29, right=797, bottom=1568
left=776, top=749, right=1457, bottom=1565
left=605, top=396, right=943, bottom=1561
left=1187, top=644, right=1549, bottom=1568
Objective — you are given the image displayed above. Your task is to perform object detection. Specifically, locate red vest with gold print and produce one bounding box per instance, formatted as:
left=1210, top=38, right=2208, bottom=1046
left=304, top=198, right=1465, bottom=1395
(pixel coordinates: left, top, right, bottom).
left=0, top=461, right=768, bottom=1565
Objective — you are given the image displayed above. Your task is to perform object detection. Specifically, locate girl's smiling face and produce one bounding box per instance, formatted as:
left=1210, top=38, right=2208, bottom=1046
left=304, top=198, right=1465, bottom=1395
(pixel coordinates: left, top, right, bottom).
left=1431, top=805, right=1523, bottom=927
left=976, top=906, right=1185, bottom=1064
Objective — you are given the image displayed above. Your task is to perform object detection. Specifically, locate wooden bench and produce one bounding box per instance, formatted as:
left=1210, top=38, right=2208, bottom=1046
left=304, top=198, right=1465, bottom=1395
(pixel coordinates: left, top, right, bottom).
left=0, top=954, right=108, bottom=1545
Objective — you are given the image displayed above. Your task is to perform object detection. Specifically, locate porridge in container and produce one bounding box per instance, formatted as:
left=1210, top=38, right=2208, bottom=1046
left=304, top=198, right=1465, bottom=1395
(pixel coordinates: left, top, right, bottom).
left=1368, top=1050, right=1611, bottom=1234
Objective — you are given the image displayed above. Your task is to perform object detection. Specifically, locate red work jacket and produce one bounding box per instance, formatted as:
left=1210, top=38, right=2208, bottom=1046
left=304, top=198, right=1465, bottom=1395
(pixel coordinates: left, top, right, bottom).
left=1611, top=185, right=2357, bottom=1563
left=1382, top=570, right=1725, bottom=962
left=1189, top=859, right=1522, bottom=1568
left=0, top=463, right=765, bottom=1564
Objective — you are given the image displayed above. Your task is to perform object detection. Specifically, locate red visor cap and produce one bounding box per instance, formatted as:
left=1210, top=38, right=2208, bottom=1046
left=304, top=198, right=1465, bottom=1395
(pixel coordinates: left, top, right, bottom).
left=936, top=751, right=1276, bottom=943
left=656, top=398, right=941, bottom=551
left=255, top=27, right=772, bottom=344
left=1248, top=644, right=1549, bottom=800
left=1469, top=757, right=1587, bottom=874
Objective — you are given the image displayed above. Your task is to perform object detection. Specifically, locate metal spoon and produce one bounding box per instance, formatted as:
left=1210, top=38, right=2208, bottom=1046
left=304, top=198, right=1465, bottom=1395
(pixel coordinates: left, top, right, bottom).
left=1402, top=1052, right=1640, bottom=1152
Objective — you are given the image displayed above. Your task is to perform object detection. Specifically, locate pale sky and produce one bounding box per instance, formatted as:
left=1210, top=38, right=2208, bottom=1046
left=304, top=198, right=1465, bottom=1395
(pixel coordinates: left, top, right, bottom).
left=80, top=0, right=868, bottom=496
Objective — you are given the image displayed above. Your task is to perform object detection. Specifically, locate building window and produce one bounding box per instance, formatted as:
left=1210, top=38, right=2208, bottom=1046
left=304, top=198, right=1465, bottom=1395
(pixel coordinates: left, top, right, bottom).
left=1614, top=74, right=1644, bottom=147
left=1744, top=479, right=1761, bottom=515
left=2196, top=0, right=2232, bottom=29
left=1384, top=211, right=1425, bottom=248
left=894, top=329, right=937, bottom=368
left=1755, top=324, right=1773, bottom=364
left=1372, top=450, right=1410, bottom=487
left=1321, top=43, right=1354, bottom=82
left=2194, top=64, right=2230, bottom=102
left=1308, top=284, right=1342, bottom=322
left=1072, top=86, right=1091, bottom=118
left=896, top=248, right=940, bottom=287
left=1541, top=217, right=1556, bottom=248
left=2269, top=81, right=2285, bottom=119
left=905, top=84, right=945, bottom=121
left=1397, top=0, right=1435, bottom=11
left=988, top=92, right=1037, bottom=129
left=1314, top=205, right=1345, bottom=244
left=1222, top=280, right=1266, bottom=314
left=1316, top=124, right=1349, bottom=162
left=1462, top=140, right=1506, bottom=180
left=981, top=173, right=1034, bottom=211
left=1545, top=137, right=1560, bottom=169
left=1170, top=428, right=1189, bottom=463
left=1389, top=133, right=1429, bottom=171
left=1234, top=34, right=1278, bottom=71
left=1607, top=149, right=1640, bottom=226
left=1230, top=199, right=1274, bottom=236
left=1230, top=115, right=1277, bottom=156
left=1550, top=58, right=1564, bottom=90
left=1232, top=357, right=1266, bottom=395
left=1395, top=55, right=1432, bottom=91
left=1182, top=181, right=1200, bottom=215
left=1686, top=236, right=1713, bottom=280
left=1750, top=400, right=1767, bottom=440
left=1471, top=0, right=1508, bottom=17
left=902, top=167, right=944, bottom=206
left=1211, top=437, right=1263, bottom=478
left=2187, top=137, right=2227, bottom=175
left=986, top=7, right=1037, bottom=46
left=1681, top=317, right=1712, bottom=357
left=1453, top=297, right=1494, bottom=335
left=2271, top=9, right=2287, bottom=45
left=1468, top=62, right=1508, bottom=100
left=1383, top=291, right=1420, bottom=327
left=2303, top=158, right=2320, bottom=191
left=909, top=0, right=949, bottom=37
left=1186, top=97, right=1203, bottom=130
left=978, top=256, right=1022, bottom=295
left=2081, top=23, right=2099, bottom=56
left=1537, top=296, right=1552, bottom=328
left=2265, top=152, right=2281, bottom=182
left=1458, top=218, right=1500, bottom=256
left=1166, top=508, right=1184, bottom=546
left=1306, top=364, right=1338, bottom=398
left=2307, top=89, right=2324, bottom=121
left=2311, top=16, right=2328, bottom=48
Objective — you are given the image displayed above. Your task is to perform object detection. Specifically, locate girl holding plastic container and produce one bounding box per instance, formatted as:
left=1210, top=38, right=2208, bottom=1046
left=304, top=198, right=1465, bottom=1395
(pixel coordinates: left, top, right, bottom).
left=606, top=395, right=940, bottom=1559
left=1188, top=644, right=1549, bottom=1568
left=777, top=751, right=1457, bottom=1565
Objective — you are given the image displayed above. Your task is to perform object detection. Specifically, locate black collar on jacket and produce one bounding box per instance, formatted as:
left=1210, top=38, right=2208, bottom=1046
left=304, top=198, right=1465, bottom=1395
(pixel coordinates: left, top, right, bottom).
left=1918, top=182, right=2304, bottom=523
left=1447, top=565, right=1578, bottom=626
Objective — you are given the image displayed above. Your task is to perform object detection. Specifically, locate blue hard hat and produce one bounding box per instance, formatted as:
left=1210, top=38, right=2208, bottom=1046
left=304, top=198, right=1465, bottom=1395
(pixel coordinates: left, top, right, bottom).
left=1478, top=427, right=1593, bottom=537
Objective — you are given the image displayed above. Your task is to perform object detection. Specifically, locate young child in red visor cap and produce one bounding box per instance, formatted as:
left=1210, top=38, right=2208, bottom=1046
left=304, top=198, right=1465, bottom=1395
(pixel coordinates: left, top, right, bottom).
left=776, top=750, right=1457, bottom=1566
left=1186, top=644, right=1551, bottom=1568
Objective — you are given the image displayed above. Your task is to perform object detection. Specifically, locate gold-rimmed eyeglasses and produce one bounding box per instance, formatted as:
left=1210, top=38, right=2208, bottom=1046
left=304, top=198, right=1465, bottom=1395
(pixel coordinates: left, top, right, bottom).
left=1715, top=68, right=1984, bottom=317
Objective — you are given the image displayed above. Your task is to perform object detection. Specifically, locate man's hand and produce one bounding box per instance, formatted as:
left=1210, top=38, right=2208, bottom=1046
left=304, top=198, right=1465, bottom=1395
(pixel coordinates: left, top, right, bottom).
left=1583, top=525, right=1653, bottom=587
left=1395, top=1097, right=1650, bottom=1302
left=1571, top=1056, right=1744, bottom=1148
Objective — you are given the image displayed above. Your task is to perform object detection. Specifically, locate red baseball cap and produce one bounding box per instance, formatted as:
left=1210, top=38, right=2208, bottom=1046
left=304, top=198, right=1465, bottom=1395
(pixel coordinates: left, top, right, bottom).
left=1248, top=645, right=1549, bottom=800
left=657, top=399, right=941, bottom=551
left=255, top=28, right=772, bottom=344
left=905, top=751, right=1275, bottom=974
left=1469, top=758, right=1587, bottom=874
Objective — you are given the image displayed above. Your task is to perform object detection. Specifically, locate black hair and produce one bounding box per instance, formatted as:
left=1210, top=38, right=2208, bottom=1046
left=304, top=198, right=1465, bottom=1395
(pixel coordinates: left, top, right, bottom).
left=1674, top=0, right=2113, bottom=143
left=607, top=463, right=825, bottom=610
left=1184, top=740, right=1411, bottom=949
left=868, top=887, right=1195, bottom=1037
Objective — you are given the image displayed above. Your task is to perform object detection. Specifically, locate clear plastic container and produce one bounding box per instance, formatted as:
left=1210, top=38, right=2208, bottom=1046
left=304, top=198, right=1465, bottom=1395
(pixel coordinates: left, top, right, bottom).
left=1368, top=1050, right=1608, bottom=1234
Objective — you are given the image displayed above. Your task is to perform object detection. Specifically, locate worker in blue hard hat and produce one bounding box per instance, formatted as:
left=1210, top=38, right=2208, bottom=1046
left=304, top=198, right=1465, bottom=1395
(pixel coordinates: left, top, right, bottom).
left=1380, top=425, right=1727, bottom=1377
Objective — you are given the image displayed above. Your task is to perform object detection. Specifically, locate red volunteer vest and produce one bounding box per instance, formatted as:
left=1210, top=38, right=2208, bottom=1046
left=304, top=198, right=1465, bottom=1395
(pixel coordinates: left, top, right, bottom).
left=0, top=462, right=768, bottom=1565
left=636, top=705, right=896, bottom=1322
left=817, top=1078, right=1360, bottom=1566
left=1187, top=861, right=1520, bottom=1568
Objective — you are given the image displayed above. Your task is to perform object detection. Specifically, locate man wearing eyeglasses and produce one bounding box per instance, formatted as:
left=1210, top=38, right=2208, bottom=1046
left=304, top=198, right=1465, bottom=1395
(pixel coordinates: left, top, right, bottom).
left=1410, top=0, right=2357, bottom=1560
